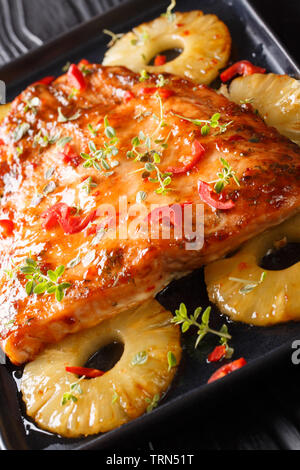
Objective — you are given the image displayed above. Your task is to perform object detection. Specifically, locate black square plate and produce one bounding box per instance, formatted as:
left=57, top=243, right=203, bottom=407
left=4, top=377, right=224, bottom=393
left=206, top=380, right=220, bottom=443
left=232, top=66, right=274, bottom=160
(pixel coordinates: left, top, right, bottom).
left=0, top=0, right=299, bottom=451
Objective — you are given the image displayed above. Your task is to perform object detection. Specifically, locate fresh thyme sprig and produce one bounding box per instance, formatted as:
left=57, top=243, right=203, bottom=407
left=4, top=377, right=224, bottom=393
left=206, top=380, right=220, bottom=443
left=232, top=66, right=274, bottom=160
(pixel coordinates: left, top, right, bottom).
left=88, top=123, right=100, bottom=137
left=139, top=69, right=150, bottom=82
left=127, top=94, right=172, bottom=195
left=172, top=303, right=232, bottom=349
left=157, top=74, right=169, bottom=88
left=33, top=130, right=61, bottom=149
left=62, top=376, right=85, bottom=406
left=146, top=394, right=160, bottom=413
left=103, top=29, right=124, bottom=47
left=131, top=351, right=148, bottom=366
left=23, top=97, right=41, bottom=115
left=79, top=64, right=93, bottom=77
left=81, top=116, right=119, bottom=172
left=210, top=157, right=241, bottom=194
left=172, top=112, right=233, bottom=136
left=13, top=123, right=30, bottom=143
left=20, top=258, right=71, bottom=302
left=229, top=271, right=267, bottom=295
left=131, top=29, right=149, bottom=46
left=161, top=0, right=176, bottom=22
left=81, top=176, right=97, bottom=195
left=167, top=351, right=177, bottom=371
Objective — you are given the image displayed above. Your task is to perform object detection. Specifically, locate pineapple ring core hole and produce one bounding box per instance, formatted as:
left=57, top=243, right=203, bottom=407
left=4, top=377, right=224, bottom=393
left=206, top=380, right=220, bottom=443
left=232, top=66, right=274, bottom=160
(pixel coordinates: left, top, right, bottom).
left=84, top=341, right=124, bottom=375
left=148, top=48, right=183, bottom=65
left=260, top=242, right=300, bottom=271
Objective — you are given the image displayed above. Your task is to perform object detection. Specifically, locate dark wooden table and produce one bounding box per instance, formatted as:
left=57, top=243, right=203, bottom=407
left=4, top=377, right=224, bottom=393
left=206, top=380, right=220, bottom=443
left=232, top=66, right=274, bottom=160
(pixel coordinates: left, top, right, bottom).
left=0, top=0, right=300, bottom=451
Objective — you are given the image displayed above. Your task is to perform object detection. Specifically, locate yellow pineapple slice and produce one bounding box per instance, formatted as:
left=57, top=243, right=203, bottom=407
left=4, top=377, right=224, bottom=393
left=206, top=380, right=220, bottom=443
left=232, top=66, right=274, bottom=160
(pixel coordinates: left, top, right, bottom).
left=205, top=213, right=300, bottom=326
left=103, top=11, right=231, bottom=85
left=21, top=300, right=181, bottom=438
left=225, top=73, right=300, bottom=146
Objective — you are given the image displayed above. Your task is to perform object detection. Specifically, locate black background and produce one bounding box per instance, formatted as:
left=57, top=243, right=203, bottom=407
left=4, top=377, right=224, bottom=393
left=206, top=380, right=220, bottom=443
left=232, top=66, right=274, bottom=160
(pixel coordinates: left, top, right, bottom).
left=0, top=0, right=300, bottom=451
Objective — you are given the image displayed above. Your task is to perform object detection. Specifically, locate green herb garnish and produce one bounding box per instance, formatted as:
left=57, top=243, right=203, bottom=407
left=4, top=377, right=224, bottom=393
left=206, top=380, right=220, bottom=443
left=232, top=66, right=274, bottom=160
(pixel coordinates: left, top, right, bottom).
left=146, top=394, right=160, bottom=413
left=157, top=74, right=169, bottom=88
left=81, top=116, right=119, bottom=172
left=33, top=130, right=61, bottom=149
left=172, top=112, right=232, bottom=136
left=103, top=29, right=124, bottom=47
left=136, top=191, right=148, bottom=203
left=62, top=377, right=84, bottom=406
left=167, top=351, right=177, bottom=371
left=23, top=97, right=41, bottom=114
left=161, top=0, right=176, bottom=22
left=81, top=177, right=97, bottom=195
left=13, top=123, right=30, bottom=142
left=210, top=157, right=240, bottom=194
left=20, top=258, right=71, bottom=302
left=131, top=351, right=148, bottom=366
left=139, top=69, right=150, bottom=82
left=172, top=303, right=232, bottom=349
left=229, top=271, right=266, bottom=295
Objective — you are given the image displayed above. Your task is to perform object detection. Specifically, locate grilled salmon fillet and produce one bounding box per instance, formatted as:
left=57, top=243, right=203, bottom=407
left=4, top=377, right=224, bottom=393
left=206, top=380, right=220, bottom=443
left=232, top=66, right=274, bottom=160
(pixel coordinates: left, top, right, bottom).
left=1, top=64, right=300, bottom=364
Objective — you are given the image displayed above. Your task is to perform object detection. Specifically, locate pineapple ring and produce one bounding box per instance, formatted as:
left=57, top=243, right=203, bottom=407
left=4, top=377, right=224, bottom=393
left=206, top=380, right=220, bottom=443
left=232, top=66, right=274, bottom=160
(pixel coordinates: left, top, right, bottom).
left=205, top=213, right=300, bottom=326
left=222, top=73, right=300, bottom=146
left=21, top=300, right=181, bottom=438
left=103, top=11, right=231, bottom=85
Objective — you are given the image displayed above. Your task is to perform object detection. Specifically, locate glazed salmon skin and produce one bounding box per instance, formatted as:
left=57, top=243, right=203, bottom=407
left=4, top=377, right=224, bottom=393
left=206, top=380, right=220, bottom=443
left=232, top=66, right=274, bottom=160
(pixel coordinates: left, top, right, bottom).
left=1, top=63, right=300, bottom=364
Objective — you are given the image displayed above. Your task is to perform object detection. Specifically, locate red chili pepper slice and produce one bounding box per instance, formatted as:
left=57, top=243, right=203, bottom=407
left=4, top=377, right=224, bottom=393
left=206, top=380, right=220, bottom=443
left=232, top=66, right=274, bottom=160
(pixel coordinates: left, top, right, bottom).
left=220, top=60, right=266, bottom=83
left=42, top=203, right=96, bottom=235
left=123, top=90, right=135, bottom=103
left=33, top=76, right=55, bottom=87
left=78, top=59, right=90, bottom=67
left=62, top=144, right=81, bottom=167
left=67, top=64, right=86, bottom=91
left=227, top=135, right=245, bottom=143
left=0, top=219, right=14, bottom=239
left=198, top=181, right=235, bottom=211
left=138, top=87, right=174, bottom=99
left=207, top=358, right=247, bottom=383
left=159, top=88, right=175, bottom=99
left=154, top=55, right=167, bottom=66
left=207, top=345, right=227, bottom=363
left=167, top=140, right=205, bottom=175
left=66, top=366, right=105, bottom=378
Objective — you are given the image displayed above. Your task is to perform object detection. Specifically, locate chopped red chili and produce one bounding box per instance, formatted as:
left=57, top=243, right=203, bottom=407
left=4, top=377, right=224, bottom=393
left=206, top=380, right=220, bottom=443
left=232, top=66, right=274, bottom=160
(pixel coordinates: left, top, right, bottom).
left=33, top=76, right=55, bottom=86
left=67, top=64, right=86, bottom=91
left=42, top=203, right=96, bottom=235
left=62, top=144, right=81, bottom=167
left=138, top=87, right=174, bottom=99
left=159, top=88, right=175, bottom=99
left=78, top=59, right=90, bottom=67
left=66, top=366, right=105, bottom=378
left=198, top=181, right=235, bottom=210
left=0, top=219, right=14, bottom=239
left=207, top=358, right=247, bottom=383
left=228, top=135, right=245, bottom=143
left=167, top=140, right=205, bottom=175
left=123, top=90, right=135, bottom=103
left=154, top=55, right=167, bottom=66
left=220, top=60, right=266, bottom=82
left=207, top=345, right=227, bottom=363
